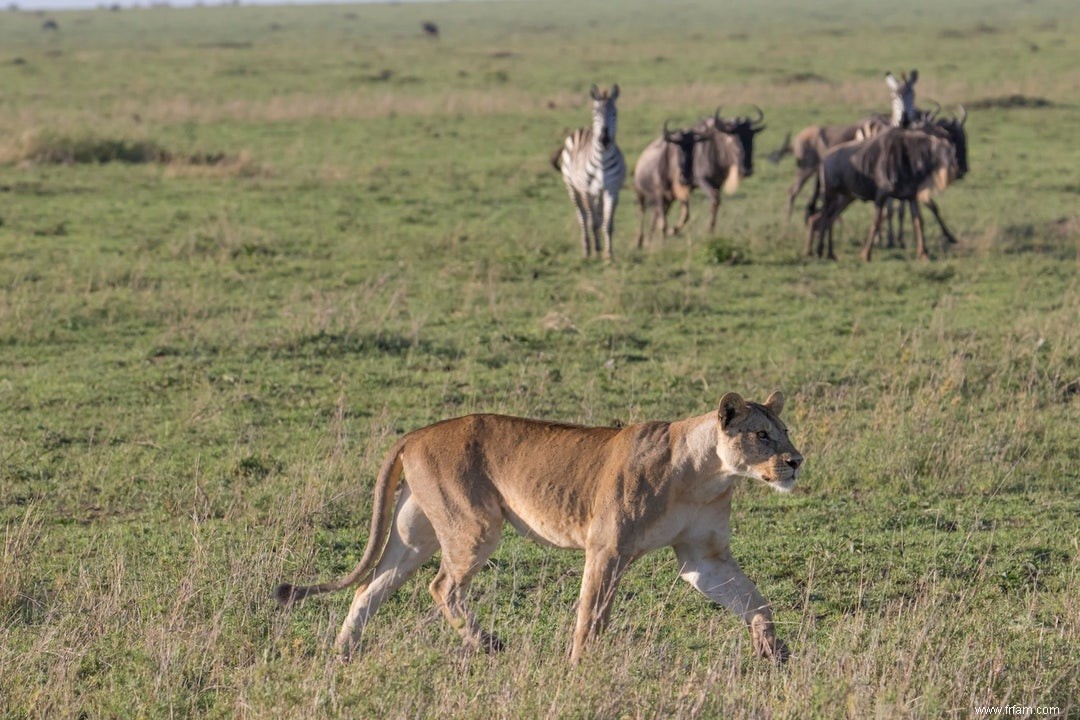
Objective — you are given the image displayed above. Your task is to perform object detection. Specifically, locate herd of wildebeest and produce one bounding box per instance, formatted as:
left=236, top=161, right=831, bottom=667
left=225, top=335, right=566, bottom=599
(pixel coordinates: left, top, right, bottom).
left=552, top=70, right=969, bottom=262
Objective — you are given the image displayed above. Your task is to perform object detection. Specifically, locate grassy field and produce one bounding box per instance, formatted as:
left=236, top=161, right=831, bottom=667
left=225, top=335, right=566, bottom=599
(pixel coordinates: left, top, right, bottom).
left=1, top=0, right=1077, bottom=717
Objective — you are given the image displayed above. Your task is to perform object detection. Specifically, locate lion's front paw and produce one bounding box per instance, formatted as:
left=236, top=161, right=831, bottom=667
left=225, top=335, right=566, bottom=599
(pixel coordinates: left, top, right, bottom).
left=757, top=635, right=789, bottom=664
left=750, top=615, right=789, bottom=664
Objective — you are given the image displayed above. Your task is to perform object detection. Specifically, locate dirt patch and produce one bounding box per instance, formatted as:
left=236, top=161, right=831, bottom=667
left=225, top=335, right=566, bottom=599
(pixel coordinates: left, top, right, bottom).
left=966, top=94, right=1055, bottom=110
left=15, top=134, right=245, bottom=169
left=780, top=72, right=831, bottom=85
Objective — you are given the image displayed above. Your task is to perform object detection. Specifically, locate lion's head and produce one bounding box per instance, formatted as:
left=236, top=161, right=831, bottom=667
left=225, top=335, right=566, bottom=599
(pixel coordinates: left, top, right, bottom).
left=717, top=391, right=803, bottom=492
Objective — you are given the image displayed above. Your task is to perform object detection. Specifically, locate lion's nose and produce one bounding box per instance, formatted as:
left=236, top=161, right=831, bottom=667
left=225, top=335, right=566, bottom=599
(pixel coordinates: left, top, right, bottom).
left=786, top=455, right=803, bottom=470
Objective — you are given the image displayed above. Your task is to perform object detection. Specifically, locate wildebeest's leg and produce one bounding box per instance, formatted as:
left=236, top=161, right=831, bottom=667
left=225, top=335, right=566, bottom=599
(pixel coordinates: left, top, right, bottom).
left=924, top=199, right=957, bottom=246
left=600, top=191, right=618, bottom=260
left=570, top=544, right=630, bottom=664
left=335, top=488, right=440, bottom=659
left=705, top=184, right=722, bottom=234
left=862, top=202, right=887, bottom=262
left=911, top=201, right=929, bottom=260
left=896, top=201, right=907, bottom=248
left=815, top=195, right=850, bottom=260
left=804, top=214, right=818, bottom=257
left=569, top=189, right=592, bottom=258
left=786, top=165, right=815, bottom=222
left=655, top=199, right=671, bottom=239
left=635, top=193, right=648, bottom=249
left=675, top=543, right=788, bottom=663
left=671, top=198, right=690, bottom=235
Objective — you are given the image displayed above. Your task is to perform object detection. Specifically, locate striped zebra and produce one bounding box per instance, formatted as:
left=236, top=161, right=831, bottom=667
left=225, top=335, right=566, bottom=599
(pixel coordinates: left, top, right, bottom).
left=885, top=70, right=918, bottom=128
left=552, top=84, right=627, bottom=260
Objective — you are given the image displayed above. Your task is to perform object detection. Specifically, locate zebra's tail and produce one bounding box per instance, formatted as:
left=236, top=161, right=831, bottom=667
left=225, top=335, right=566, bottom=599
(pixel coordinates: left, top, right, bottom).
left=550, top=144, right=564, bottom=172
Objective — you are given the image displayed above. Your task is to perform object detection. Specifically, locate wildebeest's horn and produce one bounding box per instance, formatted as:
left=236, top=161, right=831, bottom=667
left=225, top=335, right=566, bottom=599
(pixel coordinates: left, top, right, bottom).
left=663, top=120, right=673, bottom=141
left=750, top=105, right=765, bottom=127
left=926, top=99, right=941, bottom=122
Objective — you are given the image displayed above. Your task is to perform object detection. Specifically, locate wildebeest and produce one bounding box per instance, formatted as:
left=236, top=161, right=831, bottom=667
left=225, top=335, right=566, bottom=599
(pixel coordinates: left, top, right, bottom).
left=659, top=107, right=764, bottom=235
left=552, top=84, right=627, bottom=260
left=632, top=122, right=709, bottom=246
left=806, top=127, right=959, bottom=262
left=421, top=21, right=439, bottom=38
left=777, top=70, right=919, bottom=223
left=875, top=107, right=969, bottom=248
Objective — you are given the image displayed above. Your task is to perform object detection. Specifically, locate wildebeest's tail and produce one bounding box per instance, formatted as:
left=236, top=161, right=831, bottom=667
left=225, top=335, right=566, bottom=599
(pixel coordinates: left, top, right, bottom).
left=275, top=437, right=408, bottom=607
left=767, top=131, right=793, bottom=164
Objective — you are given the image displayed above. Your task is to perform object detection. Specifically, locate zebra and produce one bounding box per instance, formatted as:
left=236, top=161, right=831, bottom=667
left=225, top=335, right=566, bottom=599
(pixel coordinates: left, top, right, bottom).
left=885, top=70, right=918, bottom=128
left=552, top=84, right=627, bottom=260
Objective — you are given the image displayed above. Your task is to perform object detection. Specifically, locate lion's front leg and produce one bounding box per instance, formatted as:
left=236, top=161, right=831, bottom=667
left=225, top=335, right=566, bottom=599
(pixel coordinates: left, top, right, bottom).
left=674, top=543, right=789, bottom=663
left=570, top=545, right=631, bottom=664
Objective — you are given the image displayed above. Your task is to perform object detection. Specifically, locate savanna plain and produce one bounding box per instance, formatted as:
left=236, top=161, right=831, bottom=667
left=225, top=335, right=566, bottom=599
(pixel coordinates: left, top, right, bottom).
left=0, top=0, right=1077, bottom=717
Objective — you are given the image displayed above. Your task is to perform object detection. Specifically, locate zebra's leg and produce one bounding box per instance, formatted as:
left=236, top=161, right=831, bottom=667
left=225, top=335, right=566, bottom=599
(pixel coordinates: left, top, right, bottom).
left=591, top=196, right=605, bottom=255
left=600, top=191, right=618, bottom=261
left=569, top=189, right=592, bottom=258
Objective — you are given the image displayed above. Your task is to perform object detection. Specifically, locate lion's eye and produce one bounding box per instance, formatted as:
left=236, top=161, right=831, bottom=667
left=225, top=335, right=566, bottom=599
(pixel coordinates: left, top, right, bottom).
left=756, top=430, right=770, bottom=440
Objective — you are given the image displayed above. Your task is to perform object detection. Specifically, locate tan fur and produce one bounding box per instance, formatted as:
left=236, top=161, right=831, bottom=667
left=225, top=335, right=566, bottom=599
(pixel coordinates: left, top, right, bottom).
left=723, top=161, right=741, bottom=195
left=276, top=391, right=803, bottom=664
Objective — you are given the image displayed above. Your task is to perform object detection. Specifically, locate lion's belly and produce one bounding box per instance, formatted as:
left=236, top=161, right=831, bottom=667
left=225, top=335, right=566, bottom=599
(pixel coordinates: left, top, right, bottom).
left=502, top=507, right=587, bottom=550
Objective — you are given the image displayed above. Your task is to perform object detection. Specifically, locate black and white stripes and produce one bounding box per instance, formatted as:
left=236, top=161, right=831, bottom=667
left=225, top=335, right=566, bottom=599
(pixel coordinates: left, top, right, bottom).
left=553, top=84, right=627, bottom=260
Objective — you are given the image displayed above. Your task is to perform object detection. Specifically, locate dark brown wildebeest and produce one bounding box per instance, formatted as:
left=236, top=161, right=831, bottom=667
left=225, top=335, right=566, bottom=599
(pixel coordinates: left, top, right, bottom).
left=664, top=107, right=764, bottom=235
left=777, top=70, right=919, bottom=223
left=874, top=107, right=969, bottom=249
left=632, top=122, right=709, bottom=246
left=806, top=127, right=959, bottom=262
left=421, top=21, right=439, bottom=38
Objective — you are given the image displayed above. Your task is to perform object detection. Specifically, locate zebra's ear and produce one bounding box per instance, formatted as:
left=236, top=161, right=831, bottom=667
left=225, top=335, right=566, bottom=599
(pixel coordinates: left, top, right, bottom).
left=610, top=84, right=620, bottom=101
left=908, top=69, right=919, bottom=85
left=590, top=85, right=601, bottom=101
left=885, top=72, right=900, bottom=91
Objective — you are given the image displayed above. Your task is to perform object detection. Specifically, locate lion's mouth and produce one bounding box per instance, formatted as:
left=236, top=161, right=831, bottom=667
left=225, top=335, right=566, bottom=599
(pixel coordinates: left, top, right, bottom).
left=767, top=474, right=796, bottom=493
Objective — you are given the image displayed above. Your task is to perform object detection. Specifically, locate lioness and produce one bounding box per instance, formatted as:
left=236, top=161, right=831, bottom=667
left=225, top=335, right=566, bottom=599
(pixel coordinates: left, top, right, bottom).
left=276, top=391, right=802, bottom=663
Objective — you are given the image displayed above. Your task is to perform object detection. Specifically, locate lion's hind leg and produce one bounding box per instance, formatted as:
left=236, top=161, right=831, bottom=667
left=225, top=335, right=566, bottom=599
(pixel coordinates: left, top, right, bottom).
left=334, top=487, right=439, bottom=660
left=427, top=521, right=505, bottom=653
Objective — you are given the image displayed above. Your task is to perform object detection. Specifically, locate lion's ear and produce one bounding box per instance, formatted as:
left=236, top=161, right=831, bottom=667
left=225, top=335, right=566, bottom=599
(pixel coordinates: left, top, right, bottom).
left=764, top=391, right=785, bottom=416
left=718, top=392, right=748, bottom=429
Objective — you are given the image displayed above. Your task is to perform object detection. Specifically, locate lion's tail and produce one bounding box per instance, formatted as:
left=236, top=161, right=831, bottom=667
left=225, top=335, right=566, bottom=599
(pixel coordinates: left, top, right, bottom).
left=275, top=437, right=408, bottom=607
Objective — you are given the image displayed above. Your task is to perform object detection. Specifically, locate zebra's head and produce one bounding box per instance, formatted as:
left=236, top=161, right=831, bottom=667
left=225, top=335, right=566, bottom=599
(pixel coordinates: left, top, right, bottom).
left=885, top=70, right=918, bottom=128
left=590, top=84, right=620, bottom=149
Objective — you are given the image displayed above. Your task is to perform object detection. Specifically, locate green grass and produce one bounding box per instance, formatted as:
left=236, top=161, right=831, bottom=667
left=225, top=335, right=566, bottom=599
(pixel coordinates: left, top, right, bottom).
left=1, top=0, right=1078, bottom=717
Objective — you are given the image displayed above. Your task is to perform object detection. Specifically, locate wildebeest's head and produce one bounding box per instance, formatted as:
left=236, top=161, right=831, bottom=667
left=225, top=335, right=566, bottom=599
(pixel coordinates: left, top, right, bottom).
left=712, top=106, right=766, bottom=177
left=590, top=84, right=620, bottom=149
left=933, top=106, right=968, bottom=179
left=662, top=121, right=708, bottom=187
